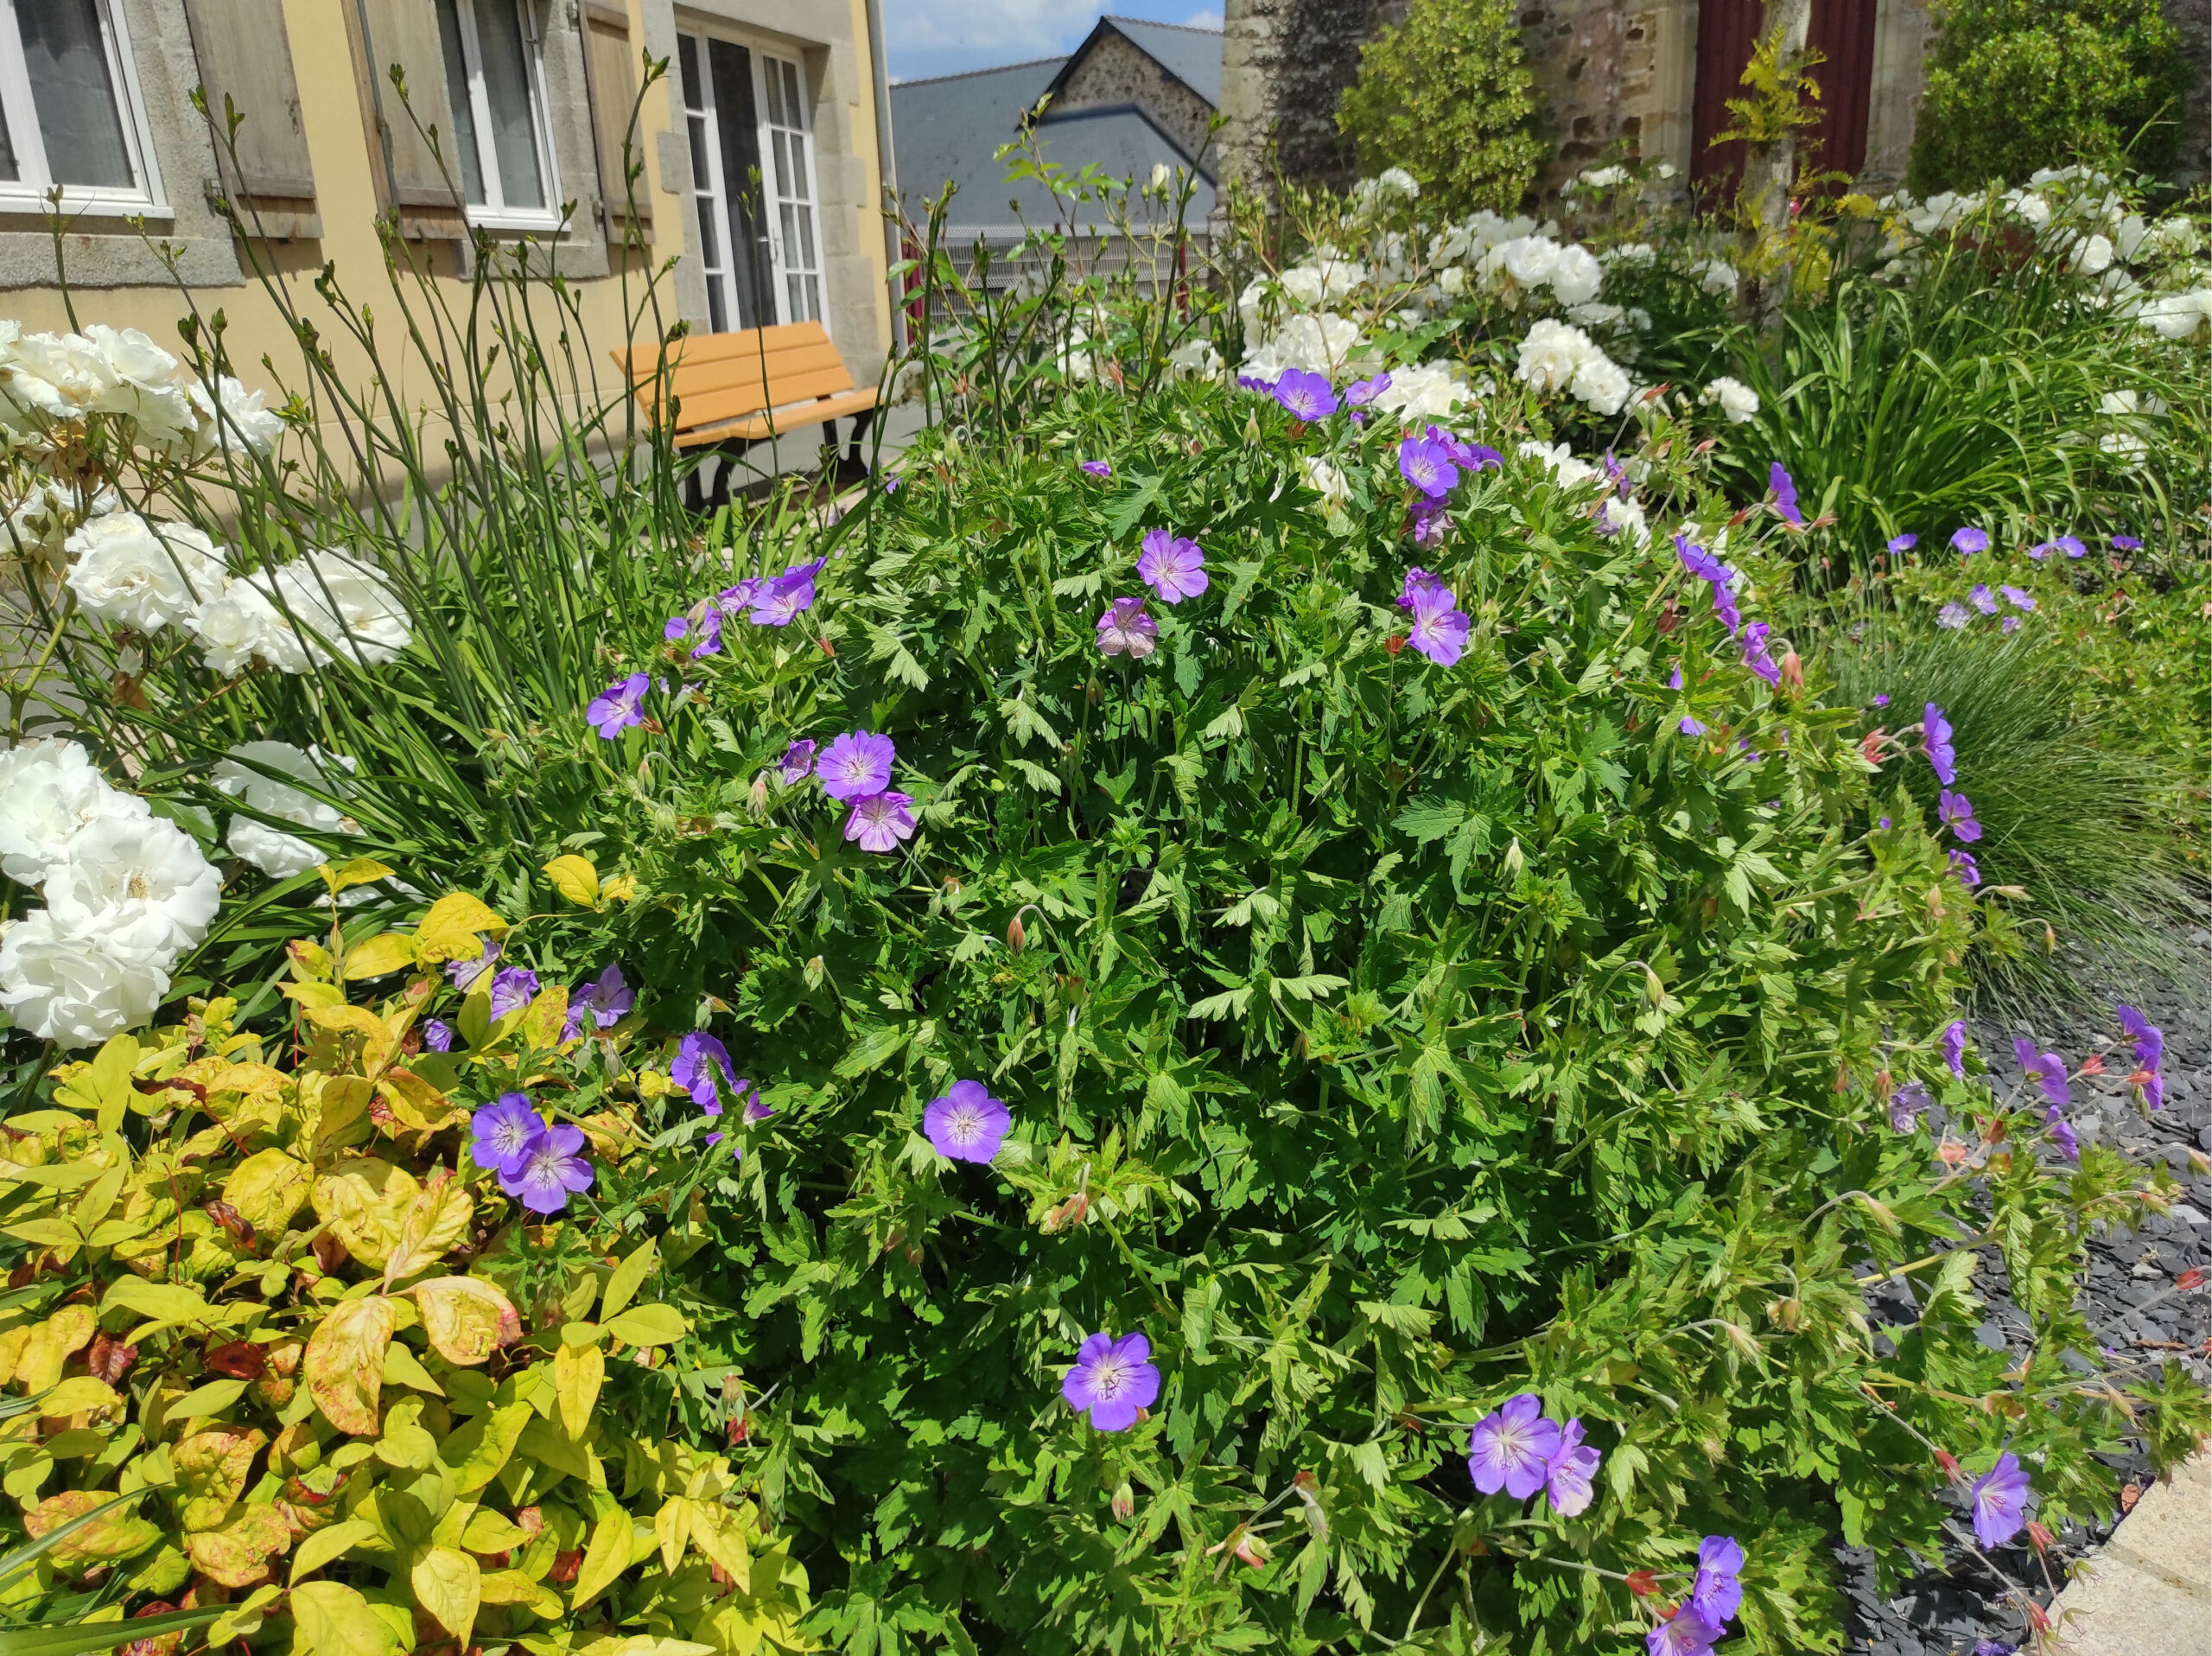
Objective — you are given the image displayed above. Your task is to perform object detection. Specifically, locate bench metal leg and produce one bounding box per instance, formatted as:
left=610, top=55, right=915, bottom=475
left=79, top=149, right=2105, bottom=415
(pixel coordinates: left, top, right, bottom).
left=846, top=407, right=877, bottom=467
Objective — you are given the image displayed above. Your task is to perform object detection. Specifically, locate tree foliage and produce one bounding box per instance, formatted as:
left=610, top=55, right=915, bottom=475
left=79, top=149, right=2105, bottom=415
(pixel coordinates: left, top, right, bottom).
left=1336, top=0, right=1545, bottom=215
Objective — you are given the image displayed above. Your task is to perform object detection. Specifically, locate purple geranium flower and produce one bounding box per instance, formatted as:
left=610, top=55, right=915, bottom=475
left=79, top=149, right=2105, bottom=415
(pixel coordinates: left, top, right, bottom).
left=818, top=730, right=897, bottom=801
left=587, top=672, right=650, bottom=739
left=1398, top=566, right=1447, bottom=610
left=1668, top=664, right=1684, bottom=690
left=1968, top=584, right=1998, bottom=615
left=1951, top=526, right=1990, bottom=555
left=1887, top=533, right=1918, bottom=554
left=448, top=936, right=501, bottom=992
left=674, top=1030, right=735, bottom=1112
left=845, top=789, right=918, bottom=854
left=1467, top=1393, right=1560, bottom=1500
left=2044, top=1104, right=2080, bottom=1162
left=1407, top=585, right=1471, bottom=667
left=497, top=1123, right=594, bottom=1216
left=1770, top=462, right=1802, bottom=525
left=1689, top=1533, right=1745, bottom=1625
left=2058, top=535, right=2087, bottom=557
left=1648, top=1608, right=1723, bottom=1656
left=1079, top=460, right=1113, bottom=478
left=717, top=578, right=762, bottom=615
left=1710, top=583, right=1742, bottom=635
left=1543, top=1417, right=1601, bottom=1515
left=1872, top=693, right=1891, bottom=707
left=922, top=1079, right=1011, bottom=1162
left=571, top=964, right=633, bottom=1031
left=748, top=557, right=826, bottom=627
left=1938, top=788, right=1982, bottom=841
left=1890, top=1080, right=1931, bottom=1132
left=1409, top=499, right=1450, bottom=545
left=1675, top=535, right=1729, bottom=586
left=1271, top=368, right=1339, bottom=420
left=778, top=739, right=817, bottom=784
left=470, top=1093, right=543, bottom=1176
left=423, top=1018, right=454, bottom=1053
left=1062, top=1331, right=1160, bottom=1431
left=879, top=470, right=901, bottom=493
left=1937, top=602, right=1971, bottom=629
left=1136, top=529, right=1209, bottom=604
left=2112, top=534, right=2141, bottom=551
left=1345, top=372, right=1392, bottom=406
left=1096, top=596, right=1158, bottom=659
left=1999, top=584, right=2036, bottom=611
left=2117, top=1004, right=2164, bottom=1073
left=1399, top=436, right=1459, bottom=500
left=488, top=966, right=539, bottom=1019
left=1950, top=849, right=1981, bottom=887
left=1739, top=621, right=1781, bottom=686
left=2012, top=1036, right=2071, bottom=1107
left=1999, top=615, right=2021, bottom=634
left=1923, top=704, right=1956, bottom=785
left=1943, top=1019, right=1967, bottom=1076
left=1968, top=1452, right=2031, bottom=1546
left=1236, top=372, right=1277, bottom=393
left=1679, top=715, right=1707, bottom=736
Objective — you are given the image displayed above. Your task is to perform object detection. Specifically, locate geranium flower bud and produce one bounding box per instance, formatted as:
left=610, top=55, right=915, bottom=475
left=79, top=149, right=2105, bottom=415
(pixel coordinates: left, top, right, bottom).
left=1111, top=1481, right=1135, bottom=1521
left=1642, top=965, right=1666, bottom=1006
left=2177, top=1266, right=2206, bottom=1290
left=1385, top=634, right=1407, bottom=654
left=2026, top=1520, right=2054, bottom=1553
left=1232, top=1532, right=1269, bottom=1569
left=1626, top=1570, right=1661, bottom=1597
left=2078, top=1054, right=2106, bottom=1075
left=1780, top=650, right=1803, bottom=688
left=1008, top=915, right=1027, bottom=953
left=1934, top=1449, right=1960, bottom=1475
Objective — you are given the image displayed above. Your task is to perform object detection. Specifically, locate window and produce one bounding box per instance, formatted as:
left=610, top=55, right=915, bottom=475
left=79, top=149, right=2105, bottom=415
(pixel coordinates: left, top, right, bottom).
left=0, top=0, right=163, bottom=214
left=757, top=54, right=821, bottom=325
left=435, top=0, right=559, bottom=229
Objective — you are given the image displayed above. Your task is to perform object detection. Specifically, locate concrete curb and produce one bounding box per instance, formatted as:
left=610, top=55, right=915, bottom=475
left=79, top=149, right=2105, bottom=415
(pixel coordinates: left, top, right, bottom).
left=2049, top=1451, right=2211, bottom=1654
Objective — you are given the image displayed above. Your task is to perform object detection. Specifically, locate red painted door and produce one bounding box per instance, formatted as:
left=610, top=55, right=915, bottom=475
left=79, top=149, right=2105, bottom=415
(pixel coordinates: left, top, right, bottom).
left=1692, top=0, right=1879, bottom=207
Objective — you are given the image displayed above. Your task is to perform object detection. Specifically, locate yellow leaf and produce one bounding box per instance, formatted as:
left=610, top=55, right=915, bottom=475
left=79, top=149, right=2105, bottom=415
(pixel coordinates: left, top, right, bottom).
left=460, top=1507, right=530, bottom=1553
left=412, top=1544, right=482, bottom=1644
left=381, top=1341, right=445, bottom=1396
left=186, top=1501, right=291, bottom=1587
left=542, top=854, right=601, bottom=907
left=207, top=1582, right=283, bottom=1645
left=414, top=893, right=510, bottom=965
left=601, top=873, right=638, bottom=903
left=289, top=1579, right=391, bottom=1656
left=479, top=1567, right=564, bottom=1616
left=168, top=1378, right=250, bottom=1421
left=569, top=1502, right=633, bottom=1611
left=441, top=1401, right=533, bottom=1494
left=412, top=1277, right=519, bottom=1366
left=101, top=1277, right=214, bottom=1334
left=690, top=1500, right=753, bottom=1593
left=34, top=1376, right=118, bottom=1417
left=373, top=1398, right=439, bottom=1470
left=602, top=1303, right=688, bottom=1348
left=24, top=1489, right=158, bottom=1564
left=222, top=1147, right=313, bottom=1235
left=306, top=1002, right=395, bottom=1077
left=14, top=1305, right=96, bottom=1391
left=290, top=1517, right=377, bottom=1582
left=601, top=1238, right=658, bottom=1324
left=553, top=1340, right=604, bottom=1442
left=377, top=1068, right=461, bottom=1134
left=523, top=985, right=571, bottom=1052
left=380, top=1174, right=474, bottom=1286
left=325, top=857, right=396, bottom=894
left=304, top=1295, right=395, bottom=1436
left=173, top=1425, right=267, bottom=1532
left=653, top=1495, right=692, bottom=1574
left=343, top=933, right=420, bottom=980
left=312, top=1157, right=419, bottom=1271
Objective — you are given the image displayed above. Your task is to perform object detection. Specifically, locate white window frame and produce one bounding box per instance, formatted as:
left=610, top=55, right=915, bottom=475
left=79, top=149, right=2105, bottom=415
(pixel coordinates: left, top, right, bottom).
left=754, top=51, right=823, bottom=327
left=0, top=0, right=167, bottom=219
left=443, top=0, right=563, bottom=233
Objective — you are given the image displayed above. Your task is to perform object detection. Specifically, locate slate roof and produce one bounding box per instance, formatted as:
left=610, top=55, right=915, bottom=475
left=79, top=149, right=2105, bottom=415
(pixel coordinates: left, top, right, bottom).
left=890, top=17, right=1222, bottom=239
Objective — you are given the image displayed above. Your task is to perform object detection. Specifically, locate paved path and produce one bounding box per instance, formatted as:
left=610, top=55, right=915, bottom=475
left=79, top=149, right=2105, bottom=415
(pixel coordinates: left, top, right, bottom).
left=2051, top=1450, right=2210, bottom=1654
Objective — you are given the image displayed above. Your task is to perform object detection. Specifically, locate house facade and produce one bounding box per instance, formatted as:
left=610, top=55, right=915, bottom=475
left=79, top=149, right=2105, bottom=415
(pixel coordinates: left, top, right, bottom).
left=0, top=0, right=897, bottom=436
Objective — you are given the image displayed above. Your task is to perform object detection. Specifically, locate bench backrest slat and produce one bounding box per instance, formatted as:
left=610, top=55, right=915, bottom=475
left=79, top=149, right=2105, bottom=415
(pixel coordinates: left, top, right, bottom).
left=613, top=321, right=861, bottom=434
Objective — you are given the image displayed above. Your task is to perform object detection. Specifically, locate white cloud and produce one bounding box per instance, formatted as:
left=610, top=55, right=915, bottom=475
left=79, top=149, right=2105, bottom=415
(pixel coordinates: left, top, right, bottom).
left=887, top=0, right=1221, bottom=80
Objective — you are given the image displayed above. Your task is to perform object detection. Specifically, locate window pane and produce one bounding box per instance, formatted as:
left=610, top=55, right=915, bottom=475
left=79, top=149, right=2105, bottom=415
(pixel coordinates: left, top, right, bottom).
left=0, top=111, right=18, bottom=182
left=781, top=62, right=802, bottom=129
left=686, top=114, right=709, bottom=189
left=435, top=0, right=486, bottom=204
left=802, top=274, right=820, bottom=322
left=20, top=0, right=133, bottom=188
left=761, top=58, right=784, bottom=127
left=770, top=131, right=790, bottom=198
left=473, top=0, right=544, bottom=210
left=692, top=189, right=719, bottom=271
left=796, top=203, right=815, bottom=269
left=677, top=34, right=702, bottom=112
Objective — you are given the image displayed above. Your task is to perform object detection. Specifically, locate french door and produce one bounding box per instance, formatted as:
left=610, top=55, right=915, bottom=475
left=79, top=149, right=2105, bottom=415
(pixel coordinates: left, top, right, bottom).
left=676, top=29, right=824, bottom=333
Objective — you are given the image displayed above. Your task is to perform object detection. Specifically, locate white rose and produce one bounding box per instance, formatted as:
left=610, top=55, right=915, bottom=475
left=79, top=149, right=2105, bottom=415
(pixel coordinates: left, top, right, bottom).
left=1378, top=168, right=1419, bottom=198
left=2072, top=233, right=2115, bottom=276
left=63, top=514, right=229, bottom=632
left=1150, top=163, right=1171, bottom=190
left=1569, top=353, right=1632, bottom=416
left=4, top=479, right=115, bottom=568
left=1371, top=361, right=1474, bottom=421
left=1696, top=258, right=1739, bottom=297
left=0, top=910, right=170, bottom=1047
left=2138, top=218, right=2203, bottom=260
left=1266, top=313, right=1366, bottom=379
left=82, top=325, right=195, bottom=445
left=1596, top=495, right=1649, bottom=545
left=273, top=549, right=411, bottom=666
left=1166, top=336, right=1223, bottom=379
left=0, top=739, right=151, bottom=886
left=43, top=814, right=221, bottom=965
left=2136, top=288, right=2212, bottom=342
left=2099, top=431, right=2147, bottom=462
left=1602, top=242, right=1657, bottom=267
left=214, top=740, right=352, bottom=878
left=190, top=574, right=316, bottom=675
left=1701, top=376, right=1761, bottom=424
left=1548, top=245, right=1604, bottom=306
left=1515, top=319, right=1597, bottom=394
left=188, top=375, right=287, bottom=457
left=0, top=330, right=116, bottom=426
left=1302, top=456, right=1350, bottom=512
left=1497, top=236, right=1562, bottom=290
left=1518, top=441, right=1603, bottom=489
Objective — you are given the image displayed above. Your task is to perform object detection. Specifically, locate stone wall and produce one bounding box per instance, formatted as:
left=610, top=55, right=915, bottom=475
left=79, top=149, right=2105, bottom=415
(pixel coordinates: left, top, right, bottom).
left=1054, top=29, right=1217, bottom=164
left=1517, top=0, right=1697, bottom=192
left=2164, top=0, right=2210, bottom=185
left=1217, top=0, right=1407, bottom=194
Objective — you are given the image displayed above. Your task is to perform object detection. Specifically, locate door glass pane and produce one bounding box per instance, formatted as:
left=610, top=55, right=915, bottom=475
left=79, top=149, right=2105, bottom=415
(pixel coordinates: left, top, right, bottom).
left=708, top=39, right=772, bottom=329
left=435, top=0, right=486, bottom=204
left=474, top=0, right=545, bottom=209
left=20, top=0, right=133, bottom=188
left=0, top=112, right=18, bottom=182
left=677, top=33, right=702, bottom=109
left=761, top=56, right=785, bottom=127
left=781, top=63, right=802, bottom=132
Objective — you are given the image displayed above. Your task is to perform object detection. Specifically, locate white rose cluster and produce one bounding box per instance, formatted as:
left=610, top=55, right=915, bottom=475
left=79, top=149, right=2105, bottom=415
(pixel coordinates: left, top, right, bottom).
left=0, top=320, right=284, bottom=459
left=1700, top=376, right=1761, bottom=424
left=0, top=739, right=219, bottom=1047
left=1514, top=319, right=1635, bottom=416
left=214, top=741, right=359, bottom=880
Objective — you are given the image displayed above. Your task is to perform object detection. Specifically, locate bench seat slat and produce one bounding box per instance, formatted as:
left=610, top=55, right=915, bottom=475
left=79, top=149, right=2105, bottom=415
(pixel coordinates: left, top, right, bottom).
left=678, top=388, right=881, bottom=448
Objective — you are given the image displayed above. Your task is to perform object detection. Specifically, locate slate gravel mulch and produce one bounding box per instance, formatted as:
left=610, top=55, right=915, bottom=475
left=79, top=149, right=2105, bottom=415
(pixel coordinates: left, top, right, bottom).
left=1831, top=928, right=2211, bottom=1656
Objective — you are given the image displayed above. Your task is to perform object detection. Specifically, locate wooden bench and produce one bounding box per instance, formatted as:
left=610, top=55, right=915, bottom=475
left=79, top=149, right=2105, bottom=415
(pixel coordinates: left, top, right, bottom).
left=612, top=321, right=880, bottom=506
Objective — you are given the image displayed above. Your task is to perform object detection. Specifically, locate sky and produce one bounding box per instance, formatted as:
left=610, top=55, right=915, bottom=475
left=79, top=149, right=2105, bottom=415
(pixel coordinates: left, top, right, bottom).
left=886, top=2, right=1224, bottom=83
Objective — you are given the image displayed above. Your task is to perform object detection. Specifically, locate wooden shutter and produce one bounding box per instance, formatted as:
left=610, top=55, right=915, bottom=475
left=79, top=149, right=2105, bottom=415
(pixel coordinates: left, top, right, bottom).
left=181, top=0, right=320, bottom=239
left=341, top=0, right=467, bottom=239
left=579, top=0, right=652, bottom=239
